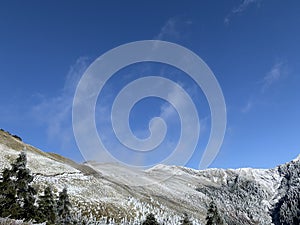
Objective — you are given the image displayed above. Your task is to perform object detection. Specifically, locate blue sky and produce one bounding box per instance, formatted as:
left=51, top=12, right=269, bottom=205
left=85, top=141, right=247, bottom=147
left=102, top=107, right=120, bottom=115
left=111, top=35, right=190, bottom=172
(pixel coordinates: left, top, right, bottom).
left=0, top=0, right=299, bottom=169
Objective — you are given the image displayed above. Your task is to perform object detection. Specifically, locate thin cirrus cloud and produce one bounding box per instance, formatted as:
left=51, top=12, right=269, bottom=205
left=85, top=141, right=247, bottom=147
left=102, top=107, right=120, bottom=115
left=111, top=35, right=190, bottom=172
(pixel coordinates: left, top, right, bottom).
left=154, top=16, right=192, bottom=41
left=261, top=62, right=284, bottom=92
left=241, top=99, right=254, bottom=113
left=31, top=57, right=90, bottom=149
left=241, top=61, right=286, bottom=113
left=224, top=0, right=263, bottom=24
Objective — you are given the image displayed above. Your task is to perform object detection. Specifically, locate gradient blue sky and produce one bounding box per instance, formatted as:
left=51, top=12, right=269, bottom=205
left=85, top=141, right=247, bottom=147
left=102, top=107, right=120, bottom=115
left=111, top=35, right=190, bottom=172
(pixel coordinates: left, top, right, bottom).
left=0, top=0, right=299, bottom=169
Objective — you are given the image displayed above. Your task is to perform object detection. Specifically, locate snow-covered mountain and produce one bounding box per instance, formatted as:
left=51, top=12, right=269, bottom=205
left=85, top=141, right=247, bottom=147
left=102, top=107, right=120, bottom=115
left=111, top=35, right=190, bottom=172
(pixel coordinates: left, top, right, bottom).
left=0, top=129, right=299, bottom=225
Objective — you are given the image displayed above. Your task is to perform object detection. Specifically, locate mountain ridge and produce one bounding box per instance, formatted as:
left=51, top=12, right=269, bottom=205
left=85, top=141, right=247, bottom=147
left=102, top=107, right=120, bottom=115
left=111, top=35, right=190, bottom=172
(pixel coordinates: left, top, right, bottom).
left=0, top=129, right=299, bottom=224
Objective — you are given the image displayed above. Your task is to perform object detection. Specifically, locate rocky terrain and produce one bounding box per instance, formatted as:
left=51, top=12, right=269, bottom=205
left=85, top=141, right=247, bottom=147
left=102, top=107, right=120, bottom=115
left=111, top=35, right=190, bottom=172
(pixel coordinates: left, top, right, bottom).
left=0, top=129, right=299, bottom=224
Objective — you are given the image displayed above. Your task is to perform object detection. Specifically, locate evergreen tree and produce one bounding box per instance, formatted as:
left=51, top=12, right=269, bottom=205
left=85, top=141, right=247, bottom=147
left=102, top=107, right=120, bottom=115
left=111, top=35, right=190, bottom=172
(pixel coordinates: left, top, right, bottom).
left=142, top=213, right=160, bottom=225
left=37, top=186, right=57, bottom=225
left=0, top=151, right=37, bottom=220
left=57, top=187, right=72, bottom=225
left=0, top=168, right=19, bottom=218
left=11, top=151, right=37, bottom=220
left=180, top=213, right=193, bottom=225
left=205, top=201, right=225, bottom=225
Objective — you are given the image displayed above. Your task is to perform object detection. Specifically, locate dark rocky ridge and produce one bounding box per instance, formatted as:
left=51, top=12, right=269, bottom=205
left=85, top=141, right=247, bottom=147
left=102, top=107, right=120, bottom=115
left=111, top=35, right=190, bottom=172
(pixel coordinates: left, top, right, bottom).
left=271, top=157, right=300, bottom=225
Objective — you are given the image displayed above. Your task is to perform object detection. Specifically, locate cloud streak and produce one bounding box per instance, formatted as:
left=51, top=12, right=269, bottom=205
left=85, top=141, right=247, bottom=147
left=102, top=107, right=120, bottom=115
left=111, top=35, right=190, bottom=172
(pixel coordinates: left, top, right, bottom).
left=261, top=62, right=284, bottom=92
left=32, top=57, right=90, bottom=149
left=155, top=16, right=192, bottom=41
left=241, top=61, right=287, bottom=113
left=241, top=99, right=253, bottom=113
left=225, top=0, right=262, bottom=24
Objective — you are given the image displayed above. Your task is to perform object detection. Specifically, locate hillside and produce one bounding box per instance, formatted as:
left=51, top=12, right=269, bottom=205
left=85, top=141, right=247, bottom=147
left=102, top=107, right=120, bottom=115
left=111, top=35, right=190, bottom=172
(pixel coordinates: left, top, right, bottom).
left=0, top=129, right=299, bottom=224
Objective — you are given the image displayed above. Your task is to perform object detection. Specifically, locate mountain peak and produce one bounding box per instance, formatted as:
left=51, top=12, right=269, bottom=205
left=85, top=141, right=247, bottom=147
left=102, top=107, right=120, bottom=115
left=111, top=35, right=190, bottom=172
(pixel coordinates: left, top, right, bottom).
left=293, top=154, right=300, bottom=162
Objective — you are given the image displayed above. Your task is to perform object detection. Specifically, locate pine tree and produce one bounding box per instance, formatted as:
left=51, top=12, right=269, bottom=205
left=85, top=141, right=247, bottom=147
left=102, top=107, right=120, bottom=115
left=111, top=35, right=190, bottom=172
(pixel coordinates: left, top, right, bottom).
left=37, top=186, right=57, bottom=225
left=142, top=213, right=160, bottom=225
left=11, top=151, right=37, bottom=220
left=180, top=213, right=193, bottom=225
left=0, top=168, right=19, bottom=217
left=0, top=151, right=37, bottom=220
left=57, top=187, right=72, bottom=225
left=205, top=201, right=225, bottom=225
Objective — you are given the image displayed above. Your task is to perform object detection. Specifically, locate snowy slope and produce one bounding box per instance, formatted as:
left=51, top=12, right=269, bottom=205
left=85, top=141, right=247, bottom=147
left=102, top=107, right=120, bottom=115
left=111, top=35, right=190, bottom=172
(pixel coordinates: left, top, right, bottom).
left=0, top=130, right=299, bottom=225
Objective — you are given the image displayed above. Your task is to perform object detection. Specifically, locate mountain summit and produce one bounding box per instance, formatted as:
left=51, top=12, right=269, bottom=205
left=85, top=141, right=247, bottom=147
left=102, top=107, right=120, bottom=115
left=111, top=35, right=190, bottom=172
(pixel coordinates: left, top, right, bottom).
left=0, top=129, right=299, bottom=225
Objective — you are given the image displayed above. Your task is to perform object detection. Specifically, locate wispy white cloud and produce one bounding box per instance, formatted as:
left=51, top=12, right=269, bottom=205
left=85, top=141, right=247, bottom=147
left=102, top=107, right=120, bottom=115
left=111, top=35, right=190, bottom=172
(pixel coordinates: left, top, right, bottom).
left=241, top=61, right=287, bottom=113
left=261, top=61, right=284, bottom=92
left=155, top=16, right=192, bottom=41
left=225, top=0, right=262, bottom=24
left=32, top=57, right=90, bottom=149
left=156, top=80, right=207, bottom=161
left=159, top=80, right=198, bottom=120
left=241, top=99, right=253, bottom=113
